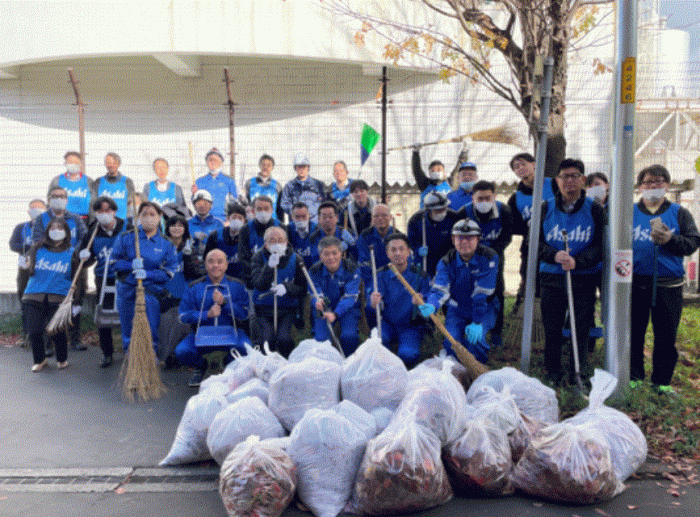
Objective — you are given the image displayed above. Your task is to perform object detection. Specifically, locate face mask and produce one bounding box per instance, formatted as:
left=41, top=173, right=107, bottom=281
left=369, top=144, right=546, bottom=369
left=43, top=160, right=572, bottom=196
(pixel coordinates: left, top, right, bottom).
left=48, top=229, right=66, bottom=242
left=209, top=168, right=221, bottom=176
left=461, top=181, right=475, bottom=191
left=642, top=188, right=666, bottom=202
left=49, top=197, right=68, bottom=211
left=474, top=201, right=494, bottom=214
left=268, top=243, right=286, bottom=255
left=255, top=211, right=272, bottom=224
left=229, top=219, right=244, bottom=232
left=429, top=170, right=443, bottom=180
left=65, top=163, right=81, bottom=175
left=28, top=207, right=44, bottom=220
left=96, top=212, right=115, bottom=226
left=430, top=210, right=447, bottom=222
left=140, top=215, right=160, bottom=229
left=587, top=185, right=607, bottom=201
left=295, top=220, right=309, bottom=233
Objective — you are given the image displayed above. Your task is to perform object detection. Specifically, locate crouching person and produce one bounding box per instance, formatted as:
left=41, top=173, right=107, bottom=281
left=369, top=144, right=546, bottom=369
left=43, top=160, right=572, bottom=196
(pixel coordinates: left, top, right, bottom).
left=368, top=233, right=430, bottom=367
left=309, top=236, right=361, bottom=356
left=176, top=249, right=250, bottom=387
left=420, top=219, right=499, bottom=363
left=251, top=227, right=306, bottom=357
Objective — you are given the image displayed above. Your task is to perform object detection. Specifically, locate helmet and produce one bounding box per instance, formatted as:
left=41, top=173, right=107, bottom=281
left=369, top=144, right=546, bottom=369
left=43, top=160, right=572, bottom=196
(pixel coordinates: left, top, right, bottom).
left=293, top=152, right=310, bottom=167
left=452, top=218, right=481, bottom=237
left=459, top=161, right=477, bottom=171
left=191, top=189, right=213, bottom=204
left=424, top=191, right=450, bottom=210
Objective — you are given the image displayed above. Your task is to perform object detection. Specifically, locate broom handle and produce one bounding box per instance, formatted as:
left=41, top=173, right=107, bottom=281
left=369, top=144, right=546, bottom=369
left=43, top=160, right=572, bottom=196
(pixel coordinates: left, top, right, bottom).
left=369, top=245, right=381, bottom=335
left=388, top=263, right=488, bottom=377
left=387, top=126, right=504, bottom=151
left=421, top=214, right=427, bottom=272
left=67, top=223, right=99, bottom=293
left=132, top=197, right=143, bottom=289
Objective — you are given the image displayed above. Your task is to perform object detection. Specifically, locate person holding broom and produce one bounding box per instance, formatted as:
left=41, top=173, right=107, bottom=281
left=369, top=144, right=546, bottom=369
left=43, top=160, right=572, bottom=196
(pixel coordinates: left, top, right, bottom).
left=111, top=201, right=178, bottom=355
left=22, top=218, right=78, bottom=371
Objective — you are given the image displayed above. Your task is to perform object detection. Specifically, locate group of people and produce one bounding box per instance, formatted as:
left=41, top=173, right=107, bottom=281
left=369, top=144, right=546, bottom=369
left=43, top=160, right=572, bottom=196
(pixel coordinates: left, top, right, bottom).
left=9, top=144, right=698, bottom=392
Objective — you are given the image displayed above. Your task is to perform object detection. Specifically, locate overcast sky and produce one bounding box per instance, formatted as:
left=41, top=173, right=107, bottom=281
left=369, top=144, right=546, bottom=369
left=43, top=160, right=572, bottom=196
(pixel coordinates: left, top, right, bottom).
left=659, top=0, right=700, bottom=58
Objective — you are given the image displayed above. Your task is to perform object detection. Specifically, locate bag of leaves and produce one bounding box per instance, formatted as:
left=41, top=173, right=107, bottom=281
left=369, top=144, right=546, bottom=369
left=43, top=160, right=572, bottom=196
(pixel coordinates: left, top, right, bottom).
left=341, top=330, right=408, bottom=413
left=288, top=338, right=344, bottom=365
left=466, top=366, right=559, bottom=424
left=333, top=400, right=378, bottom=441
left=225, top=378, right=270, bottom=406
left=442, top=417, right=513, bottom=496
left=160, top=391, right=228, bottom=465
left=419, top=349, right=471, bottom=390
left=566, top=369, right=647, bottom=481
left=350, top=416, right=453, bottom=515
left=268, top=357, right=341, bottom=431
left=219, top=435, right=297, bottom=517
left=289, top=408, right=369, bottom=517
left=255, top=341, right=288, bottom=383
left=207, top=396, right=285, bottom=465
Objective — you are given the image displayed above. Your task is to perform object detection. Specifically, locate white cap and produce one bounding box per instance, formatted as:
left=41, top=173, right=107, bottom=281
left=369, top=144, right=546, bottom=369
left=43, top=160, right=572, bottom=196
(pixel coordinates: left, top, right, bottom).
left=293, top=152, right=310, bottom=167
left=192, top=189, right=213, bottom=203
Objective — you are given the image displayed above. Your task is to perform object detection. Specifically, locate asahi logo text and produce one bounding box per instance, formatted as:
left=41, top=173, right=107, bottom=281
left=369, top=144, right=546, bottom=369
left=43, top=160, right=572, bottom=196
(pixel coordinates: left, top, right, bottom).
left=546, top=224, right=592, bottom=243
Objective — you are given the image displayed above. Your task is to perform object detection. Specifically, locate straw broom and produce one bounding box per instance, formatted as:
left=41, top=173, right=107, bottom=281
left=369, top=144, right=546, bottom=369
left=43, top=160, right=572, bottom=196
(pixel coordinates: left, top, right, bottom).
left=120, top=216, right=166, bottom=402
left=387, top=125, right=523, bottom=151
left=46, top=224, right=99, bottom=335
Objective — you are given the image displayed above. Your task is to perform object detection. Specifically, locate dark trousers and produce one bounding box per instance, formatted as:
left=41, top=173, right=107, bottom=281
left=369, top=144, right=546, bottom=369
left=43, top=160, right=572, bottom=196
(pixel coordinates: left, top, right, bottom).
left=68, top=268, right=88, bottom=345
left=251, top=306, right=297, bottom=358
left=23, top=298, right=67, bottom=364
left=630, top=281, right=683, bottom=385
left=493, top=257, right=506, bottom=336
left=539, top=276, right=596, bottom=383
left=17, top=268, right=30, bottom=335
left=94, top=275, right=115, bottom=357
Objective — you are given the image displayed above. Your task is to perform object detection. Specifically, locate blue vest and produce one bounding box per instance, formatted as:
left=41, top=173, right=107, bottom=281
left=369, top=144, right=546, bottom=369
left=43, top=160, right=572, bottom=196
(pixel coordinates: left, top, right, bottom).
left=248, top=177, right=280, bottom=218
left=447, top=187, right=473, bottom=212
left=25, top=247, right=73, bottom=296
left=331, top=182, right=351, bottom=204
left=39, top=211, right=80, bottom=247
left=540, top=197, right=599, bottom=275
left=147, top=181, right=177, bottom=207
left=246, top=220, right=281, bottom=255
left=515, top=177, right=555, bottom=224
left=91, top=231, right=120, bottom=279
left=462, top=201, right=506, bottom=250
left=210, top=227, right=239, bottom=264
left=420, top=181, right=452, bottom=209
left=633, top=203, right=684, bottom=278
left=195, top=173, right=237, bottom=219
left=58, top=175, right=91, bottom=216
left=254, top=253, right=298, bottom=308
left=21, top=222, right=33, bottom=252
left=97, top=176, right=129, bottom=219
left=288, top=221, right=317, bottom=268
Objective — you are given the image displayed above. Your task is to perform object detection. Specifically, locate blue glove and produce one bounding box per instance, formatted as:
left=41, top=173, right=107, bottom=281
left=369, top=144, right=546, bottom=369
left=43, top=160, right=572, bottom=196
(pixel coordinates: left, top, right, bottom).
left=465, top=322, right=484, bottom=345
left=418, top=246, right=428, bottom=257
left=132, top=257, right=144, bottom=270
left=134, top=268, right=147, bottom=280
left=418, top=303, right=436, bottom=318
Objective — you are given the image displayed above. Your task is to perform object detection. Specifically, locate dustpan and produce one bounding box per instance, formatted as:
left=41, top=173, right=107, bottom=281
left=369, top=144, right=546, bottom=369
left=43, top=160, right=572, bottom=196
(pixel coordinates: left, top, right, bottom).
left=194, top=284, right=246, bottom=353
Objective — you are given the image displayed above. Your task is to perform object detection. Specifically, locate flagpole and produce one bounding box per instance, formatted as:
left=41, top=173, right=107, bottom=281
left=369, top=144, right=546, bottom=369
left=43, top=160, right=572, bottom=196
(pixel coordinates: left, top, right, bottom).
left=381, top=66, right=388, bottom=203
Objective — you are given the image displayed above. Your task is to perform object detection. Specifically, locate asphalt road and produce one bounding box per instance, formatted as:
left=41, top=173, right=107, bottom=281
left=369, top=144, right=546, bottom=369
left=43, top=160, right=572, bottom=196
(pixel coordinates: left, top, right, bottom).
left=0, top=341, right=697, bottom=517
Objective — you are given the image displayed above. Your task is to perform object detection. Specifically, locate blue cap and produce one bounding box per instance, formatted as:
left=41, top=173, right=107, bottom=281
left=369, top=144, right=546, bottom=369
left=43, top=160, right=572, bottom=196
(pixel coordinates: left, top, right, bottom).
left=459, top=161, right=477, bottom=170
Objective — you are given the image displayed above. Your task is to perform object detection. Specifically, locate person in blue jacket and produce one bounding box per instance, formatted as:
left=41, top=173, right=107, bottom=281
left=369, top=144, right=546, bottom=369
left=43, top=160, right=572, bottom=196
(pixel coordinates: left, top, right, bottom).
left=47, top=151, right=93, bottom=221
left=462, top=180, right=513, bottom=347
left=111, top=201, right=179, bottom=354
left=447, top=161, right=479, bottom=212
left=356, top=204, right=397, bottom=284
left=420, top=218, right=499, bottom=364
left=308, top=201, right=357, bottom=265
left=308, top=236, right=361, bottom=356
left=142, top=157, right=187, bottom=213
left=279, top=152, right=327, bottom=223
left=91, top=152, right=136, bottom=221
left=238, top=195, right=285, bottom=287
left=10, top=198, right=46, bottom=345
left=288, top=202, right=318, bottom=268
left=250, top=227, right=307, bottom=357
left=537, top=159, right=605, bottom=386
left=368, top=233, right=430, bottom=367
left=406, top=191, right=462, bottom=277
left=244, top=154, right=284, bottom=221
left=192, top=147, right=238, bottom=220
left=631, top=165, right=700, bottom=392
left=22, top=218, right=77, bottom=371
left=79, top=197, right=124, bottom=368
left=204, top=202, right=247, bottom=280
left=176, top=248, right=250, bottom=387
left=188, top=189, right=224, bottom=262
left=411, top=145, right=454, bottom=209
left=326, top=160, right=352, bottom=209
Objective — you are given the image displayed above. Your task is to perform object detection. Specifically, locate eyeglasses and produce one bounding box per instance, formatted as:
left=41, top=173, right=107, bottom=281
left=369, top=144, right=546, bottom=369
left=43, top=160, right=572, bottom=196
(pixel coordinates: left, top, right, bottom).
left=557, top=173, right=582, bottom=181
left=641, top=179, right=666, bottom=186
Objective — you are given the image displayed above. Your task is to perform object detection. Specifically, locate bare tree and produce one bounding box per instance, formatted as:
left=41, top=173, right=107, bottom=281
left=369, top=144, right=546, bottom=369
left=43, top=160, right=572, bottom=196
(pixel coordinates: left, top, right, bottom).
left=326, top=0, right=611, bottom=177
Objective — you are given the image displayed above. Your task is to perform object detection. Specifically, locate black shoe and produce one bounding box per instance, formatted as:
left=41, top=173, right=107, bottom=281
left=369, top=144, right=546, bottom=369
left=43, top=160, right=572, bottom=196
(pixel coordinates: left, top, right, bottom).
left=99, top=355, right=112, bottom=368
left=71, top=342, right=88, bottom=351
left=188, top=369, right=205, bottom=388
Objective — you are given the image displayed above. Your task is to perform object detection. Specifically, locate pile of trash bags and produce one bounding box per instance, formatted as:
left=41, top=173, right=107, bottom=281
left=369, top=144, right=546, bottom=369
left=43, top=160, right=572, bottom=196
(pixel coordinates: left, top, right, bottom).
left=161, top=332, right=647, bottom=517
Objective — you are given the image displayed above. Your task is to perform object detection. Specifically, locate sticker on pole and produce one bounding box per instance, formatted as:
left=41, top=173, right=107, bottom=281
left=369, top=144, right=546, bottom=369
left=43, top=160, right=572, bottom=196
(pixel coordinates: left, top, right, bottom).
left=620, top=58, right=636, bottom=104
left=695, top=155, right=700, bottom=173
left=612, top=249, right=633, bottom=283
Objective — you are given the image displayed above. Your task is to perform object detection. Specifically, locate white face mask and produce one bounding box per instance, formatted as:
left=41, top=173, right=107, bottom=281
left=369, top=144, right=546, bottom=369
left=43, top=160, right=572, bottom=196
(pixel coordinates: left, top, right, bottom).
left=140, top=215, right=160, bottom=230
left=48, top=197, right=68, bottom=211
left=429, top=170, right=443, bottom=180
left=294, top=219, right=309, bottom=232
left=642, top=188, right=666, bottom=203
left=96, top=212, right=115, bottom=226
left=460, top=181, right=476, bottom=191
left=65, top=163, right=81, bottom=175
left=28, top=207, right=44, bottom=220
left=268, top=243, right=286, bottom=255
left=48, top=229, right=66, bottom=242
left=587, top=185, right=607, bottom=201
left=474, top=201, right=494, bottom=214
left=255, top=211, right=272, bottom=225
left=229, top=219, right=244, bottom=232
left=430, top=209, right=447, bottom=222
left=209, top=168, right=222, bottom=176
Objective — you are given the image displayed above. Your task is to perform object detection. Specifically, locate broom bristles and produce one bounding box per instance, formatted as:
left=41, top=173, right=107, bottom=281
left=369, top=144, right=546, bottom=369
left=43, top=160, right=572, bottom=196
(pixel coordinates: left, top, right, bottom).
left=121, top=286, right=166, bottom=402
left=469, top=125, right=522, bottom=147
left=46, top=297, right=73, bottom=335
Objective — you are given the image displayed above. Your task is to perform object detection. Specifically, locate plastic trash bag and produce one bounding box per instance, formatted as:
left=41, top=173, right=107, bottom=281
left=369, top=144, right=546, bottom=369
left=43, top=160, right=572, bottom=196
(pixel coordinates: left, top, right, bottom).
left=442, top=417, right=514, bottom=496
left=268, top=357, right=341, bottom=431
left=341, top=329, right=408, bottom=413
left=566, top=369, right=647, bottom=481
left=219, top=435, right=297, bottom=517
left=466, top=367, right=559, bottom=424
left=225, top=378, right=270, bottom=406
left=420, top=349, right=471, bottom=390
left=370, top=407, right=394, bottom=434
left=288, top=338, right=344, bottom=365
left=289, top=408, right=368, bottom=517
left=207, top=396, right=285, bottom=465
left=160, top=391, right=228, bottom=465
left=256, top=341, right=288, bottom=383
left=349, top=416, right=453, bottom=515
left=333, top=400, right=378, bottom=441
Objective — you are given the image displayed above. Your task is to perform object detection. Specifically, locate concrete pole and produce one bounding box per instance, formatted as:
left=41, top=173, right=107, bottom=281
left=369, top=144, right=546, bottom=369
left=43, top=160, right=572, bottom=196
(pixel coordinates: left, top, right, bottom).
left=67, top=69, right=86, bottom=174
left=605, top=0, right=638, bottom=396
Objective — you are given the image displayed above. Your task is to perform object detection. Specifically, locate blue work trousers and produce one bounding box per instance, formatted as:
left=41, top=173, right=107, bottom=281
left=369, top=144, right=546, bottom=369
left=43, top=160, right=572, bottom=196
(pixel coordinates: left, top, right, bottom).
left=313, top=307, right=360, bottom=357
left=117, top=283, right=160, bottom=353
left=381, top=320, right=423, bottom=367
left=175, top=331, right=250, bottom=371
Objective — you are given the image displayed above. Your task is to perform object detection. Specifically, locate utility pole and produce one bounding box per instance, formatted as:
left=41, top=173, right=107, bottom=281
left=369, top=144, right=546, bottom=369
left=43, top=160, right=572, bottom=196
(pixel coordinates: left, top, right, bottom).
left=67, top=69, right=86, bottom=173
left=224, top=67, right=236, bottom=180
